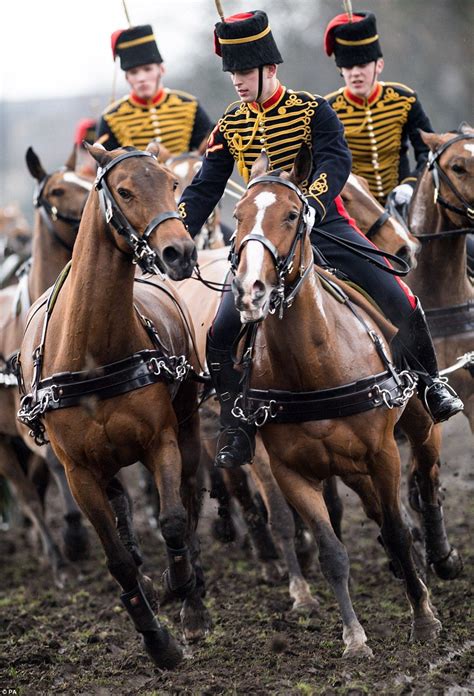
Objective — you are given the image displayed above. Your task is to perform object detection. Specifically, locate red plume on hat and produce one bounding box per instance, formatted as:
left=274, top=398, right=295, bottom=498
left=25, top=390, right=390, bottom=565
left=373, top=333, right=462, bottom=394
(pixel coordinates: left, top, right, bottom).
left=323, top=13, right=364, bottom=56
left=111, top=28, right=126, bottom=59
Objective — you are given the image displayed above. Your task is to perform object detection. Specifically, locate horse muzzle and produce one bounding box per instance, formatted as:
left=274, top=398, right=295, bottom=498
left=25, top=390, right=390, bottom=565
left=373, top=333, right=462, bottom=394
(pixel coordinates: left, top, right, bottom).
left=232, top=275, right=271, bottom=323
left=160, top=239, right=197, bottom=280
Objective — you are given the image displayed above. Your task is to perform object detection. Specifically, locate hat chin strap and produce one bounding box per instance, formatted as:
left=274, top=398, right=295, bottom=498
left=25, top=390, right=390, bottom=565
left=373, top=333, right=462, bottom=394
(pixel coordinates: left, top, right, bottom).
left=256, top=65, right=264, bottom=102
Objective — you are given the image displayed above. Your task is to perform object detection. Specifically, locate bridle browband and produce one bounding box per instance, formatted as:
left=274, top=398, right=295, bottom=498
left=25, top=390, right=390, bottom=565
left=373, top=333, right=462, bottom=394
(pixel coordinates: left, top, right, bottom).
left=34, top=170, right=85, bottom=252
left=412, top=132, right=474, bottom=242
left=94, top=150, right=182, bottom=275
left=229, top=174, right=316, bottom=318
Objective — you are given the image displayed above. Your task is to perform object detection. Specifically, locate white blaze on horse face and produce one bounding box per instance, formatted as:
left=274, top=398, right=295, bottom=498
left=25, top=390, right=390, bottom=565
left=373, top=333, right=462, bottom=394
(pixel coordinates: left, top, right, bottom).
left=391, top=217, right=420, bottom=260
left=347, top=173, right=367, bottom=195
left=173, top=162, right=190, bottom=180
left=243, top=191, right=276, bottom=284
left=62, top=172, right=93, bottom=191
left=463, top=144, right=474, bottom=156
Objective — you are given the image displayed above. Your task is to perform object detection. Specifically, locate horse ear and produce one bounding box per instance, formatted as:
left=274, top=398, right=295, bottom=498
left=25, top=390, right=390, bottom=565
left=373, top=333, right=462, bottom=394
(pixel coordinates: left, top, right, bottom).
left=84, top=142, right=114, bottom=168
left=64, top=146, right=76, bottom=171
left=458, top=121, right=473, bottom=134
left=249, top=150, right=269, bottom=181
left=418, top=130, right=444, bottom=152
left=146, top=139, right=161, bottom=159
left=25, top=147, right=47, bottom=182
left=289, top=144, right=312, bottom=187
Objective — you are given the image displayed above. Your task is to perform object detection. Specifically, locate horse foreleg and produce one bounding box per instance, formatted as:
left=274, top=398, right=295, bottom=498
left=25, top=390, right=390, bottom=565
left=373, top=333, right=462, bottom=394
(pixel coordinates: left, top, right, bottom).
left=44, top=445, right=89, bottom=561
left=270, top=457, right=372, bottom=660
left=146, top=427, right=199, bottom=632
left=0, top=439, right=66, bottom=585
left=369, top=440, right=442, bottom=643
left=63, top=458, right=183, bottom=669
left=178, top=412, right=212, bottom=643
left=251, top=450, right=319, bottom=615
left=400, top=401, right=463, bottom=580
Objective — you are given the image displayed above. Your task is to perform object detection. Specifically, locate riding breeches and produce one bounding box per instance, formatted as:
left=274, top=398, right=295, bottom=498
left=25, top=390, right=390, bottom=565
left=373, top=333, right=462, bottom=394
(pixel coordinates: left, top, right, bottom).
left=210, top=200, right=416, bottom=350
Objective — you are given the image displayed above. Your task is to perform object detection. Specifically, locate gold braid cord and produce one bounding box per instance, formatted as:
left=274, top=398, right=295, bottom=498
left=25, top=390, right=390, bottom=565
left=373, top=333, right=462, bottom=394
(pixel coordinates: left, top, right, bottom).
left=343, top=0, right=353, bottom=22
left=214, top=0, right=225, bottom=22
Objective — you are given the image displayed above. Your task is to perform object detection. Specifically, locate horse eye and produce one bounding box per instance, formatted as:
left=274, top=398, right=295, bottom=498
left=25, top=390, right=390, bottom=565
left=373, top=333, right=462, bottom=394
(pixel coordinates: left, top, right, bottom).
left=117, top=188, right=131, bottom=200
left=173, top=180, right=179, bottom=191
left=287, top=211, right=299, bottom=222
left=50, top=188, right=64, bottom=197
left=451, top=164, right=466, bottom=175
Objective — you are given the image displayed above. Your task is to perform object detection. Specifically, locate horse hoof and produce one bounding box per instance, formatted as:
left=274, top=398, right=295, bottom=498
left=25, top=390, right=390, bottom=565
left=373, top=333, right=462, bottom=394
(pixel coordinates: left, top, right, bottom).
left=260, top=560, right=284, bottom=585
left=410, top=616, right=442, bottom=642
left=289, top=598, right=320, bottom=618
left=343, top=643, right=374, bottom=660
left=142, top=628, right=183, bottom=669
left=432, top=548, right=463, bottom=580
left=180, top=596, right=213, bottom=644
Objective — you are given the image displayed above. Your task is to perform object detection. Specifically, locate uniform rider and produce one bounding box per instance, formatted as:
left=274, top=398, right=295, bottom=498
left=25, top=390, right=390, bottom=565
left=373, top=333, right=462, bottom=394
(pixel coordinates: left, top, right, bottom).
left=97, top=24, right=212, bottom=155
left=178, top=10, right=463, bottom=469
left=323, top=11, right=433, bottom=214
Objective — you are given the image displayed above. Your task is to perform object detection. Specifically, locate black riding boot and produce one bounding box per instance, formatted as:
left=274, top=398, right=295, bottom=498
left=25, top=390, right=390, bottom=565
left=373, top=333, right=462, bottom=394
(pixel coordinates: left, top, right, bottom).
left=207, top=333, right=256, bottom=469
left=395, top=300, right=464, bottom=423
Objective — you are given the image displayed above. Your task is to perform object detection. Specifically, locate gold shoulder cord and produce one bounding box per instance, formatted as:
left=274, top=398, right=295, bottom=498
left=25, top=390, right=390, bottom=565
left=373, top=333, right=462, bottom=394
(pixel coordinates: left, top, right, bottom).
left=231, top=112, right=264, bottom=182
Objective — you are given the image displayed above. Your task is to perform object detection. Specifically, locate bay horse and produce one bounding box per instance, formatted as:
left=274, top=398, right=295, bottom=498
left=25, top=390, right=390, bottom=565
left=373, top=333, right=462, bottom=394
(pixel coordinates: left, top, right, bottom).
left=17, top=142, right=208, bottom=669
left=0, top=203, right=31, bottom=289
left=226, top=145, right=442, bottom=657
left=341, top=173, right=420, bottom=267
left=173, top=248, right=320, bottom=614
left=0, top=148, right=92, bottom=582
left=407, top=124, right=474, bottom=429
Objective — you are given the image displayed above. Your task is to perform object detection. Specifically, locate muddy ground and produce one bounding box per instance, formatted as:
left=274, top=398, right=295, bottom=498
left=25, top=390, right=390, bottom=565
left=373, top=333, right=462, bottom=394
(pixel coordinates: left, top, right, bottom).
left=0, top=414, right=472, bottom=695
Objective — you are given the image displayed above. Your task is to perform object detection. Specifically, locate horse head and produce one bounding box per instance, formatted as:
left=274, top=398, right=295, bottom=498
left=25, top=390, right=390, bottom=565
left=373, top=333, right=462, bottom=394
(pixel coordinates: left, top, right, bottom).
left=231, top=145, right=313, bottom=323
left=410, top=123, right=474, bottom=233
left=26, top=146, right=92, bottom=251
left=342, top=173, right=420, bottom=268
left=86, top=142, right=197, bottom=280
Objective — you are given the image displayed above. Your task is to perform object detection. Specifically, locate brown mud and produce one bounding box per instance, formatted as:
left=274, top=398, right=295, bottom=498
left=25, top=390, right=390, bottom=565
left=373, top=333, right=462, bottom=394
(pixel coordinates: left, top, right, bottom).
left=0, top=415, right=472, bottom=695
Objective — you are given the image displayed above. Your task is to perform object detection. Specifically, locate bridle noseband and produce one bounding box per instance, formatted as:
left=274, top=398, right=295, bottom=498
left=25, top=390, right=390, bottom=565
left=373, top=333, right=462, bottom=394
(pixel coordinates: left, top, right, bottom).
left=34, top=170, right=85, bottom=252
left=94, top=150, right=182, bottom=275
left=428, top=132, right=474, bottom=222
left=229, top=174, right=315, bottom=318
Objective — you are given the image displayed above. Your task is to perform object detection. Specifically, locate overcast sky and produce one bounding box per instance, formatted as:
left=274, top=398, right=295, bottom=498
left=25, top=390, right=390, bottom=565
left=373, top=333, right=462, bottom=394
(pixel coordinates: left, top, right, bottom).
left=0, top=0, right=214, bottom=102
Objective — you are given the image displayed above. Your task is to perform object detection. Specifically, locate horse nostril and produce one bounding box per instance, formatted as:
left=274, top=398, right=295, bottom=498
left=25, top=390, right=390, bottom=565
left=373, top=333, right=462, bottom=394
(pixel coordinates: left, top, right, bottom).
left=252, top=280, right=265, bottom=300
left=162, top=246, right=180, bottom=265
left=232, top=276, right=244, bottom=297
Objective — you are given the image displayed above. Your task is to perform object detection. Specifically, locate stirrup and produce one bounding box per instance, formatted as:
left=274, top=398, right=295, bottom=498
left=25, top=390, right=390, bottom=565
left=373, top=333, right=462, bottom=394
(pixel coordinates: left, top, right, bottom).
left=215, top=427, right=254, bottom=469
left=423, top=378, right=464, bottom=423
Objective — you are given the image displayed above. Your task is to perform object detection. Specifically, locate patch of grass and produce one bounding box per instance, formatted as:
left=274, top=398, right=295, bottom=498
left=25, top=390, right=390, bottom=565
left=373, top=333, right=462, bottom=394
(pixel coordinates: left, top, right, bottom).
left=296, top=682, right=315, bottom=696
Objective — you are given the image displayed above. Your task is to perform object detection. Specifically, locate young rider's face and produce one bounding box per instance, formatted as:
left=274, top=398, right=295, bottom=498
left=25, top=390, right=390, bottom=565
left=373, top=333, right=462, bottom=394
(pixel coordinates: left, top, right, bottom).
left=126, top=63, right=164, bottom=99
left=340, top=59, right=384, bottom=98
left=230, top=65, right=277, bottom=103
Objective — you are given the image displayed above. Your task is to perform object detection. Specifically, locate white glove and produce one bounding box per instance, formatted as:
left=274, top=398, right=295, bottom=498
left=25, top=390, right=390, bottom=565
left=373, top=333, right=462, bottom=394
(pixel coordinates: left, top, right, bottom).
left=393, top=183, right=414, bottom=206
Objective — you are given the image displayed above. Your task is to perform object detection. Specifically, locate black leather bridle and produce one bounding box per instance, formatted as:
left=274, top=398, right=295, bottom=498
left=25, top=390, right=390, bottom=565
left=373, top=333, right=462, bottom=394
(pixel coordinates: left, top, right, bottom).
left=94, top=150, right=182, bottom=275
left=34, top=170, right=86, bottom=252
left=428, top=132, right=474, bottom=222
left=229, top=174, right=316, bottom=318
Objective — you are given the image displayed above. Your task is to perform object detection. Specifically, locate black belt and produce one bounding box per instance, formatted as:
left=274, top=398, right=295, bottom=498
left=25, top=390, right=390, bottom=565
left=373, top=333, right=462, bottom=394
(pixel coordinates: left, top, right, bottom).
left=236, top=370, right=413, bottom=425
left=426, top=300, right=474, bottom=339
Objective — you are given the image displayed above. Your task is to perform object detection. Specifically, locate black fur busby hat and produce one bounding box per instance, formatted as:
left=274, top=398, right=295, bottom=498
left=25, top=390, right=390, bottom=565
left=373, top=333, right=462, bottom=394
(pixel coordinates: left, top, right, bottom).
left=111, top=24, right=163, bottom=71
left=324, top=12, right=382, bottom=68
left=214, top=11, right=283, bottom=72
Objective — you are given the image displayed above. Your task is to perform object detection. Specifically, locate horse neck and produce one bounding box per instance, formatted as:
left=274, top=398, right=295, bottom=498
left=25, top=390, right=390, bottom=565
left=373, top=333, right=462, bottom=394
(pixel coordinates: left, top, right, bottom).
left=408, top=170, right=472, bottom=307
left=28, top=213, right=72, bottom=302
left=258, top=267, right=341, bottom=389
left=59, top=194, right=139, bottom=364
